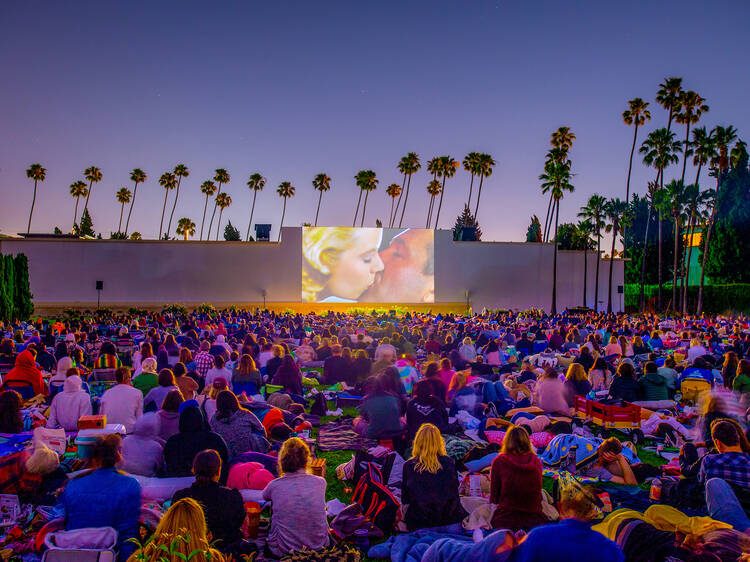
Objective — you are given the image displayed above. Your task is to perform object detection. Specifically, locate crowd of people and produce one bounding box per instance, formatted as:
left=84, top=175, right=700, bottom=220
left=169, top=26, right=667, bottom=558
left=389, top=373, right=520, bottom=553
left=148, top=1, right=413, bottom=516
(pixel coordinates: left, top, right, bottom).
left=0, top=308, right=749, bottom=561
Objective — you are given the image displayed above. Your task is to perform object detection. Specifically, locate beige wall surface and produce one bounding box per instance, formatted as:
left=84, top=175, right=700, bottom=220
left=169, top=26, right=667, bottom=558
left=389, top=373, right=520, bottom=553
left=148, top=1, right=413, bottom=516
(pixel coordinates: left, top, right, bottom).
left=0, top=227, right=624, bottom=312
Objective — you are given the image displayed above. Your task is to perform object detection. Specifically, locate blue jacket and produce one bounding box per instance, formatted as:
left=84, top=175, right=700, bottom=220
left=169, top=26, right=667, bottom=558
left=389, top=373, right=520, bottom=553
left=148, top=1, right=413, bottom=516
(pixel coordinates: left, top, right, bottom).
left=60, top=468, right=141, bottom=558
left=512, top=519, right=624, bottom=562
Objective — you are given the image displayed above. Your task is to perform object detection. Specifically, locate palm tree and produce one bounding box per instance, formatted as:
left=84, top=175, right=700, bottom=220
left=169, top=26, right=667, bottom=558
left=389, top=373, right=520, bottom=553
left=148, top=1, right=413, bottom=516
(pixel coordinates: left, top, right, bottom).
left=604, top=198, right=629, bottom=313
left=385, top=183, right=402, bottom=228
left=622, top=98, right=651, bottom=205
left=578, top=194, right=606, bottom=313
left=425, top=179, right=442, bottom=228
left=696, top=188, right=717, bottom=315
left=639, top=128, right=682, bottom=310
left=125, top=168, right=146, bottom=237
left=396, top=152, right=421, bottom=228
left=214, top=192, right=232, bottom=240
left=463, top=152, right=481, bottom=210
left=543, top=148, right=570, bottom=241
left=663, top=180, right=687, bottom=310
left=691, top=127, right=717, bottom=186
left=25, top=163, right=46, bottom=234
left=167, top=164, right=189, bottom=240
left=540, top=157, right=574, bottom=314
left=352, top=171, right=366, bottom=227
left=199, top=180, right=218, bottom=240
left=176, top=217, right=196, bottom=240
left=675, top=90, right=709, bottom=182
left=69, top=181, right=88, bottom=230
left=712, top=125, right=738, bottom=173
left=551, top=126, right=576, bottom=151
left=83, top=166, right=102, bottom=216
left=276, top=182, right=296, bottom=241
left=359, top=170, right=378, bottom=227
left=730, top=140, right=748, bottom=168
left=577, top=219, right=594, bottom=307
left=158, top=172, right=177, bottom=239
left=656, top=77, right=684, bottom=134
left=433, top=155, right=458, bottom=228
left=207, top=168, right=230, bottom=237
left=473, top=153, right=496, bottom=222
left=115, top=187, right=132, bottom=234
left=245, top=173, right=266, bottom=241
left=638, top=181, right=659, bottom=311
left=130, top=232, right=142, bottom=240
left=681, top=183, right=702, bottom=313
left=543, top=129, right=575, bottom=240
left=312, top=173, right=331, bottom=227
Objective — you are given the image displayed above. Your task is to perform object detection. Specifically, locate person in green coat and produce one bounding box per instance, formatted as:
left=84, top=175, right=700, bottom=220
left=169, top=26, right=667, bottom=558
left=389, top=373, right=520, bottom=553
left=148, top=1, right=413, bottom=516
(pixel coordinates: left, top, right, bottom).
left=732, top=359, right=750, bottom=396
left=638, top=362, right=669, bottom=401
left=132, top=357, right=159, bottom=396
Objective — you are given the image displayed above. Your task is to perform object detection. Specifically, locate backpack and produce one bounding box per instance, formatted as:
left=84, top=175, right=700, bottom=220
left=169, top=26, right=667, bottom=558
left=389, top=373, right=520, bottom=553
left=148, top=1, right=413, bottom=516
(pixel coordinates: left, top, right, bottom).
left=352, top=450, right=395, bottom=487
left=310, top=392, right=327, bottom=417
left=351, top=463, right=400, bottom=532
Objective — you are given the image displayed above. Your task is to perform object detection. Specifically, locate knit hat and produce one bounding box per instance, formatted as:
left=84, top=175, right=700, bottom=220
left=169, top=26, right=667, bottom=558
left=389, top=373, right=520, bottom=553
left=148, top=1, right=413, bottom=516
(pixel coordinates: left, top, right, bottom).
left=212, top=377, right=228, bottom=390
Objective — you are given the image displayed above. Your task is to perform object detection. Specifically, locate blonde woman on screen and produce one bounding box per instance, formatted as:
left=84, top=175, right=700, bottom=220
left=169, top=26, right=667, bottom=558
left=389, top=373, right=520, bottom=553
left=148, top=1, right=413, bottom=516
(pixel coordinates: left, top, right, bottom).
left=302, top=227, right=384, bottom=302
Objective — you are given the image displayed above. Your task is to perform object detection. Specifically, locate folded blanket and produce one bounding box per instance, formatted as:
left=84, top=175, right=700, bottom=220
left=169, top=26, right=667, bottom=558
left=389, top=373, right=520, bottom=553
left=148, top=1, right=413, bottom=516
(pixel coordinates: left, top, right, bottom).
left=540, top=434, right=639, bottom=469
left=317, top=419, right=377, bottom=452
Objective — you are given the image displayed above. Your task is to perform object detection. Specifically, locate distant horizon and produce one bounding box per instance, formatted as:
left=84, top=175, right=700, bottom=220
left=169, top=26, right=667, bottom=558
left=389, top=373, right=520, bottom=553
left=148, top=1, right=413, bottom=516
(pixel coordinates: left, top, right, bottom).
left=2, top=1, right=748, bottom=242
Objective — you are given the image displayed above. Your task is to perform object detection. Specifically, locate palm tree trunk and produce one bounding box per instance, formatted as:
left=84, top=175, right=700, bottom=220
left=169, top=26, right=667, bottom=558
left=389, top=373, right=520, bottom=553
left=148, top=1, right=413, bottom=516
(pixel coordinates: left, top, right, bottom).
left=216, top=209, right=224, bottom=241
left=398, top=173, right=413, bottom=228
left=83, top=181, right=93, bottom=215
left=353, top=190, right=363, bottom=227
left=608, top=225, right=617, bottom=314
left=246, top=191, right=258, bottom=241
left=672, top=216, right=680, bottom=310
left=467, top=173, right=475, bottom=211
left=682, top=211, right=694, bottom=313
left=594, top=233, right=601, bottom=313
left=683, top=163, right=704, bottom=313
left=73, top=197, right=80, bottom=230
left=27, top=180, right=37, bottom=235
left=118, top=203, right=125, bottom=233
left=388, top=197, right=395, bottom=229
left=583, top=245, right=588, bottom=308
left=314, top=190, right=323, bottom=227
left=200, top=194, right=209, bottom=241
left=278, top=198, right=287, bottom=242
left=657, top=210, right=663, bottom=311
left=551, top=199, right=560, bottom=314
left=124, top=182, right=138, bottom=237
left=207, top=183, right=222, bottom=236
left=697, top=209, right=715, bottom=315
left=360, top=191, right=370, bottom=227
left=680, top=122, right=691, bottom=183
left=542, top=192, right=554, bottom=242
left=434, top=176, right=447, bottom=228
left=623, top=122, right=639, bottom=244
left=473, top=173, right=485, bottom=220
left=392, top=173, right=407, bottom=228
left=426, top=196, right=435, bottom=228
left=639, top=200, right=652, bottom=312
left=159, top=190, right=169, bottom=239
left=167, top=177, right=182, bottom=238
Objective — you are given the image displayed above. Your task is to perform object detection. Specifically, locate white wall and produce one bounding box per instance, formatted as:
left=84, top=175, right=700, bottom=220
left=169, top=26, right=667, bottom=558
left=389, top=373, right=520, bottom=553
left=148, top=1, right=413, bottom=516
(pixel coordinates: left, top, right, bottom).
left=0, top=228, right=624, bottom=312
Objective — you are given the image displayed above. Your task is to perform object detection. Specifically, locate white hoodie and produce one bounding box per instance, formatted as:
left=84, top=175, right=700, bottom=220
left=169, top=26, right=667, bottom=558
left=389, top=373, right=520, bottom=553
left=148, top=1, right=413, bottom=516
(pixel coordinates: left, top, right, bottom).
left=47, top=376, right=92, bottom=431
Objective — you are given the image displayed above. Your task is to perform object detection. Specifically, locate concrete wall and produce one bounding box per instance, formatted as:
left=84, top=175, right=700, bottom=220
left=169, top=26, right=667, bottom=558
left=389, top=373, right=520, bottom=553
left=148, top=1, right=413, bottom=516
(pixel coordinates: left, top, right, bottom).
left=0, top=227, right=624, bottom=312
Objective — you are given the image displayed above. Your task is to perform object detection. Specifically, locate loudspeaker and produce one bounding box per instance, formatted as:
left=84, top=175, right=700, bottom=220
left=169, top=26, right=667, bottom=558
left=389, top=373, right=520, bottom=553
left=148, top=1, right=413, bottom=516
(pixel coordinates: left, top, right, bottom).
left=254, top=224, right=272, bottom=242
left=95, top=281, right=104, bottom=291
left=617, top=285, right=624, bottom=294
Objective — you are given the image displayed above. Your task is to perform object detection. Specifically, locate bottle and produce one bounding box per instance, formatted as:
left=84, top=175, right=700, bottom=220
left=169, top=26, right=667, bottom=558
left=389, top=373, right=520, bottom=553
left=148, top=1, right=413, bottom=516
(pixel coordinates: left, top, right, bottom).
left=649, top=479, right=662, bottom=501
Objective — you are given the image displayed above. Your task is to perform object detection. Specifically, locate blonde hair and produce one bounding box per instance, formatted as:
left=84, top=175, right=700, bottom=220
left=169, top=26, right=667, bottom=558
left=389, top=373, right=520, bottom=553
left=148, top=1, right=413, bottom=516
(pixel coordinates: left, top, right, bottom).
left=25, top=443, right=59, bottom=475
left=301, top=227, right=382, bottom=302
left=272, top=345, right=285, bottom=358
left=129, top=498, right=222, bottom=562
left=566, top=363, right=588, bottom=382
left=410, top=423, right=446, bottom=474
left=502, top=425, right=533, bottom=455
left=278, top=437, right=311, bottom=475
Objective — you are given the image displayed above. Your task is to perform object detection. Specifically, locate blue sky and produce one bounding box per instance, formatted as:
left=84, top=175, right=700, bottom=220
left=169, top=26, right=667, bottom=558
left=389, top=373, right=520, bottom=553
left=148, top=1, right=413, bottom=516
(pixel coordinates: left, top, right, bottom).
left=1, top=0, right=747, bottom=240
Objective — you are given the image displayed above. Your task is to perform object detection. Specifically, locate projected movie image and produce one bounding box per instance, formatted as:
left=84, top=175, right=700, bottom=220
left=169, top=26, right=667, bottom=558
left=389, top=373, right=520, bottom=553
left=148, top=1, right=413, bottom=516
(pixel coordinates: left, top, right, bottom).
left=302, top=227, right=434, bottom=303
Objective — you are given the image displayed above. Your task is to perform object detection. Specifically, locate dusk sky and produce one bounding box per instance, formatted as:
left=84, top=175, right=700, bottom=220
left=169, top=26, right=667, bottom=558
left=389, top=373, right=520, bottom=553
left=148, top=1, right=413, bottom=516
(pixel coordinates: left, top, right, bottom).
left=1, top=1, right=748, bottom=242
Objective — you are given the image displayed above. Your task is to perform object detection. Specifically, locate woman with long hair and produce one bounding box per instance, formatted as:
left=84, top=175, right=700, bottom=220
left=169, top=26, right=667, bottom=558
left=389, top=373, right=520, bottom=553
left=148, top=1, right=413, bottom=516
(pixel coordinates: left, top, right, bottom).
left=587, top=358, right=612, bottom=391
left=401, top=423, right=466, bottom=531
left=722, top=351, right=739, bottom=389
left=262, top=438, right=329, bottom=557
left=208, top=390, right=268, bottom=456
left=564, top=363, right=592, bottom=406
left=128, top=497, right=224, bottom=562
left=490, top=425, right=546, bottom=531
left=143, top=369, right=180, bottom=412
left=232, top=354, right=262, bottom=393
left=271, top=355, right=303, bottom=397
left=0, top=391, right=23, bottom=433
left=423, top=361, right=447, bottom=403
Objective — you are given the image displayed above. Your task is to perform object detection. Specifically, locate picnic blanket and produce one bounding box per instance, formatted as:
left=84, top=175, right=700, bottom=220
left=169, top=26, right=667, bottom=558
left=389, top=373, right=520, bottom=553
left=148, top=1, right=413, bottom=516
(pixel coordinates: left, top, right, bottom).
left=540, top=434, right=640, bottom=469
left=316, top=419, right=377, bottom=452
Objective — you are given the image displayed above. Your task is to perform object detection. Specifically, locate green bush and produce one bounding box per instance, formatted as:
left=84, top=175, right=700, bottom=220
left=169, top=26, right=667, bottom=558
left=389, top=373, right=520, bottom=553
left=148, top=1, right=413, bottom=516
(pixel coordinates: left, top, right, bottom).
left=625, top=283, right=750, bottom=314
left=13, top=254, right=34, bottom=321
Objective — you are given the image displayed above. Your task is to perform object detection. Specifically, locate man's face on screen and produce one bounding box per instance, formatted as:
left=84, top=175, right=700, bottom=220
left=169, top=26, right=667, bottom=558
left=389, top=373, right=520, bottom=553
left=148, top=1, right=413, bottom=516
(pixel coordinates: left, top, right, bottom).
left=360, top=229, right=434, bottom=303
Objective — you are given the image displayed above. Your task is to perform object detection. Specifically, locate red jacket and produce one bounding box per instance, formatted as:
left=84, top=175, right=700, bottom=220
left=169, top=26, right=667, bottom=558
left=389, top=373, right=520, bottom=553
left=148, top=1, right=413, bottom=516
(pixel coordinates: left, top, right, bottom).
left=4, top=350, right=47, bottom=396
left=490, top=451, right=545, bottom=530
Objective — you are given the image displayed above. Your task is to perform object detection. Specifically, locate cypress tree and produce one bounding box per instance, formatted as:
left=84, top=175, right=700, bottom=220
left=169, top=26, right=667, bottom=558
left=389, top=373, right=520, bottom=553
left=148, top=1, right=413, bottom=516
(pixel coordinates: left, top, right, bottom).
left=2, top=255, right=15, bottom=322
left=14, top=254, right=34, bottom=321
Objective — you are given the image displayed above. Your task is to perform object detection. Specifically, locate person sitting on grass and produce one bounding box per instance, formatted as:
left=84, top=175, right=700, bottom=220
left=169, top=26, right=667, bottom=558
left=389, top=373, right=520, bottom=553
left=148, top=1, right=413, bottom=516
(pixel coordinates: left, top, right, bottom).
left=401, top=423, right=466, bottom=531
left=46, top=372, right=92, bottom=431
left=173, top=449, right=249, bottom=557
left=262, top=437, right=329, bottom=558
left=354, top=374, right=405, bottom=439
left=127, top=497, right=225, bottom=562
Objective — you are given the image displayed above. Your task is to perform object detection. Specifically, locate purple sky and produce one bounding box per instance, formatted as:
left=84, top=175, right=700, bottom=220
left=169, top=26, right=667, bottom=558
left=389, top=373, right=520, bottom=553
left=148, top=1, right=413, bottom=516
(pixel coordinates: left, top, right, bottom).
left=1, top=1, right=747, bottom=241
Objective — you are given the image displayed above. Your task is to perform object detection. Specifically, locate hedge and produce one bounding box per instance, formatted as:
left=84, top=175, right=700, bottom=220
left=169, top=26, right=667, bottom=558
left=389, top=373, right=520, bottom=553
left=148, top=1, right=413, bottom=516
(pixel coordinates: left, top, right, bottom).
left=0, top=252, right=33, bottom=323
left=625, top=283, right=750, bottom=314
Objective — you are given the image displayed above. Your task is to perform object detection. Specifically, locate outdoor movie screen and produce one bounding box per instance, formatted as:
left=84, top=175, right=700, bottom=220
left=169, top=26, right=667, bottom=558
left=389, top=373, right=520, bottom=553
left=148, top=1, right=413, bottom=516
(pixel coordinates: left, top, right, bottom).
left=302, top=227, right=435, bottom=303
